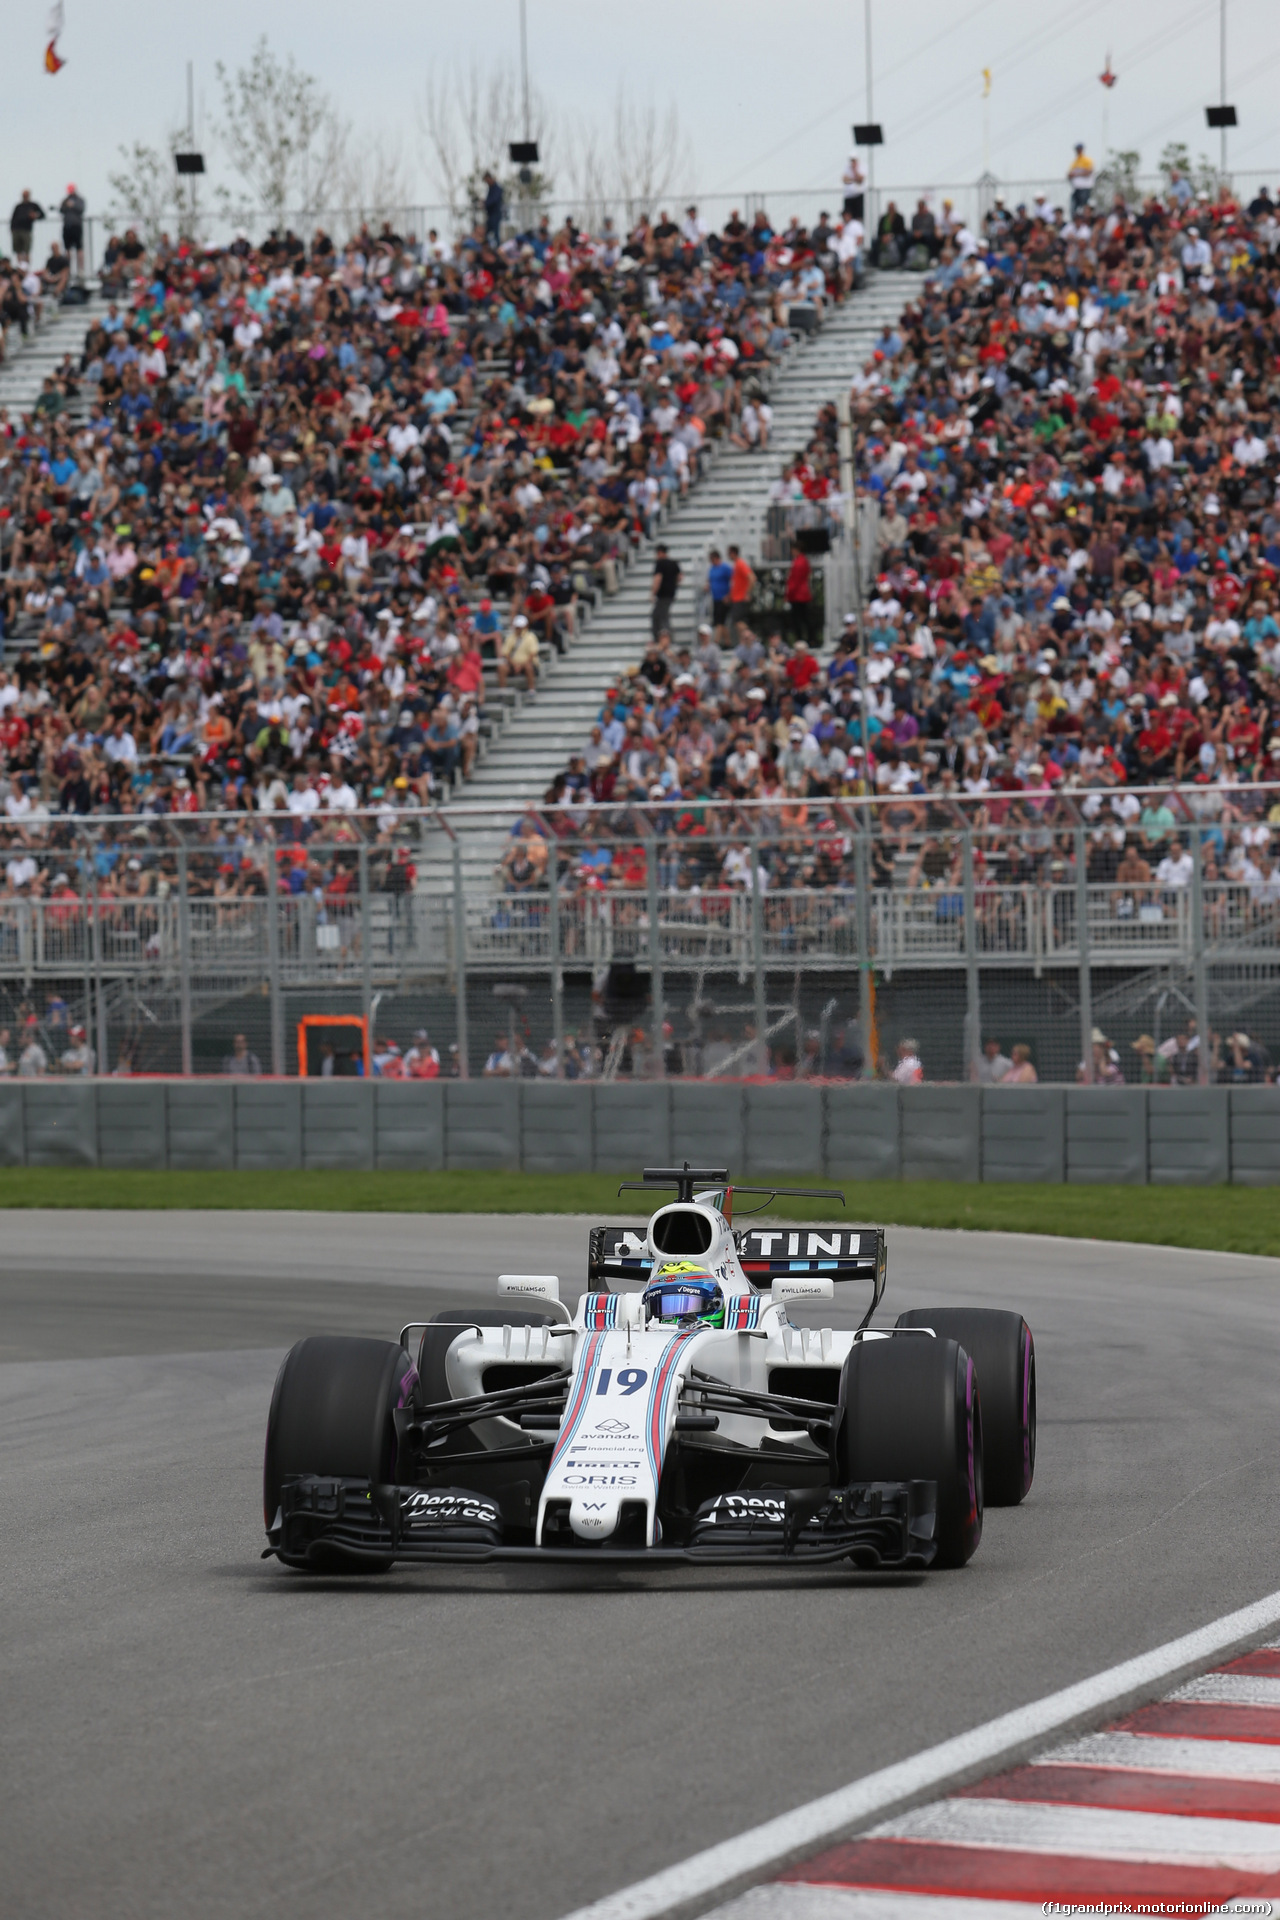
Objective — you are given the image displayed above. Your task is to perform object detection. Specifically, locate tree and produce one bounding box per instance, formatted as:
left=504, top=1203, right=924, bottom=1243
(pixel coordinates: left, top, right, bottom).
left=560, top=85, right=695, bottom=229
left=106, top=134, right=188, bottom=246
left=418, top=59, right=695, bottom=238
left=608, top=90, right=695, bottom=224
left=1093, top=148, right=1141, bottom=208
left=418, top=60, right=555, bottom=229
left=1159, top=140, right=1222, bottom=201
left=332, top=131, right=417, bottom=230
left=214, top=36, right=348, bottom=221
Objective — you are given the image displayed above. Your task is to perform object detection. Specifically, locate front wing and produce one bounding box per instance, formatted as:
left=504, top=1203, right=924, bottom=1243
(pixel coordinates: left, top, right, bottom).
left=266, top=1474, right=938, bottom=1570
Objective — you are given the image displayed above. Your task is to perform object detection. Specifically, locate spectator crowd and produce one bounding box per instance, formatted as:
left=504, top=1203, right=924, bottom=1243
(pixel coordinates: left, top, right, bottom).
left=537, top=173, right=1280, bottom=919
left=0, top=193, right=864, bottom=843
left=5, top=161, right=1280, bottom=1084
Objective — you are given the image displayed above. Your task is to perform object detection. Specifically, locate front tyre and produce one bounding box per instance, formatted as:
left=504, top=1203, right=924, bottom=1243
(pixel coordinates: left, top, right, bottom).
left=263, top=1335, right=415, bottom=1569
left=832, top=1334, right=983, bottom=1567
left=895, top=1308, right=1035, bottom=1506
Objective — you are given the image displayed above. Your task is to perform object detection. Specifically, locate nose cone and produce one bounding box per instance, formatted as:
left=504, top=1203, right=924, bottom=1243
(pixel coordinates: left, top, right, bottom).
left=569, top=1494, right=621, bottom=1541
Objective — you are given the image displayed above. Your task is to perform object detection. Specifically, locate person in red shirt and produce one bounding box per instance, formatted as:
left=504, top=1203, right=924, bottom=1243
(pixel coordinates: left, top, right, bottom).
left=447, top=638, right=485, bottom=704
left=522, top=584, right=558, bottom=652
left=1136, top=712, right=1176, bottom=771
left=1225, top=699, right=1261, bottom=761
left=406, top=1030, right=440, bottom=1079
left=785, top=638, right=820, bottom=693
left=784, top=542, right=817, bottom=649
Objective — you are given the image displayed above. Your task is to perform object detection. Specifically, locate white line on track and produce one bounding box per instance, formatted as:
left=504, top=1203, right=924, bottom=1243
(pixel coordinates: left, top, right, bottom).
left=871, top=1794, right=1280, bottom=1867
left=557, top=1589, right=1280, bottom=1920
left=1170, top=1671, right=1280, bottom=1707
left=708, top=1892, right=1047, bottom=1920
left=1042, top=1729, right=1280, bottom=1780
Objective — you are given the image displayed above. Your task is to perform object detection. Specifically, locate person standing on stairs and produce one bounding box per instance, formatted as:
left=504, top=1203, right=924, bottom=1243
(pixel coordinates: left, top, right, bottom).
left=9, top=192, right=44, bottom=263
left=726, top=544, right=756, bottom=646
left=59, top=186, right=85, bottom=279
left=651, top=544, right=682, bottom=640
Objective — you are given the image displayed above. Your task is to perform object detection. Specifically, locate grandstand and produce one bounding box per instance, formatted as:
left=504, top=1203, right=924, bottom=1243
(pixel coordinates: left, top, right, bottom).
left=1, top=179, right=1279, bottom=1084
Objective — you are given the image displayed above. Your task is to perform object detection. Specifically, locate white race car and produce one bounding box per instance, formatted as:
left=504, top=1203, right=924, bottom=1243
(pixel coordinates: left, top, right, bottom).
left=264, top=1166, right=1036, bottom=1572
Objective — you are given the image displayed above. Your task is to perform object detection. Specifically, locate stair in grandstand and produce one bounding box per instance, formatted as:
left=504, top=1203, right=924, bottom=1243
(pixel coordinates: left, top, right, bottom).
left=428, top=268, right=918, bottom=890
left=0, top=287, right=102, bottom=425
left=98, top=972, right=261, bottom=1031
left=1090, top=956, right=1280, bottom=1029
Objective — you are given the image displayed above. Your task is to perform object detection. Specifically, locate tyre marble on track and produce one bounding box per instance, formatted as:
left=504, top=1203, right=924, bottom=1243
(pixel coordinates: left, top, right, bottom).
left=3, top=1212, right=1279, bottom=1920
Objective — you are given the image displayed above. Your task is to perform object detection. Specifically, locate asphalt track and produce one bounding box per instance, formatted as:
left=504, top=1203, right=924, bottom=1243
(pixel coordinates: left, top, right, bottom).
left=4, top=1210, right=1280, bottom=1920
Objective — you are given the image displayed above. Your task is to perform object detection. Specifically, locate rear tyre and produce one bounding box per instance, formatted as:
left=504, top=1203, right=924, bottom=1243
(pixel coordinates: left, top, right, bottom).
left=264, top=1335, right=415, bottom=1569
left=832, top=1334, right=983, bottom=1567
left=896, top=1308, right=1035, bottom=1506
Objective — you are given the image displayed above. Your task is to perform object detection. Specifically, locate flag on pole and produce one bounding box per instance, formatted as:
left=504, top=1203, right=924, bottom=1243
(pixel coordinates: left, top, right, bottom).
left=45, top=2, right=65, bottom=72
left=1099, top=52, right=1117, bottom=89
left=981, top=67, right=991, bottom=98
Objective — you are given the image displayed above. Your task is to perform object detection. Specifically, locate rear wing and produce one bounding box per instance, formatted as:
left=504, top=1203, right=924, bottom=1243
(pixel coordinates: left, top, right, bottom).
left=736, top=1226, right=886, bottom=1325
left=588, top=1222, right=887, bottom=1324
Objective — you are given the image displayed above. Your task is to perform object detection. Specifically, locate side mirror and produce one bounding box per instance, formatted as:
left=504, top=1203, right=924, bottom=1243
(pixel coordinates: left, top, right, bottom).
left=498, top=1274, right=560, bottom=1302
left=772, top=1275, right=835, bottom=1304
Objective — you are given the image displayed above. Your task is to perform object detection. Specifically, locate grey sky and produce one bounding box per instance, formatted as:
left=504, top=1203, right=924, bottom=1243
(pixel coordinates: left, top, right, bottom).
left=7, top=0, right=1279, bottom=227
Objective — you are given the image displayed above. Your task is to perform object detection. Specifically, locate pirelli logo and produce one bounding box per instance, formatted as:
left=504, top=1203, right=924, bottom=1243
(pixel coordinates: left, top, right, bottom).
left=738, top=1228, right=877, bottom=1261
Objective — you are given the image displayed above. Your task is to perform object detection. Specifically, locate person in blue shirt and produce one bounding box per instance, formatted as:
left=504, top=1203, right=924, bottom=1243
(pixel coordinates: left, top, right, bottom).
left=706, top=548, right=732, bottom=639
left=1243, top=605, right=1279, bottom=648
left=483, top=172, right=504, bottom=245
left=473, top=598, right=501, bottom=658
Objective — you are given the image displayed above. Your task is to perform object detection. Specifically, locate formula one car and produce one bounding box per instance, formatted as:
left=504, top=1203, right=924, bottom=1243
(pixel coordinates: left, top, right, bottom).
left=263, top=1167, right=1036, bottom=1573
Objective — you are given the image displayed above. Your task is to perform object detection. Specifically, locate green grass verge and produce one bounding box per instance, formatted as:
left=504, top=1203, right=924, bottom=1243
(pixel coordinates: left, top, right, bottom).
left=0, top=1168, right=1275, bottom=1256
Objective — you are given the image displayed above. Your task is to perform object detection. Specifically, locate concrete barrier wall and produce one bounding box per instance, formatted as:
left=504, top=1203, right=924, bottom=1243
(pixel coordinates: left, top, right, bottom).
left=1229, top=1086, right=1280, bottom=1187
left=1066, top=1088, right=1148, bottom=1185
left=445, top=1082, right=520, bottom=1171
left=981, top=1087, right=1065, bottom=1184
left=592, top=1084, right=669, bottom=1172
left=0, top=1083, right=23, bottom=1166
left=824, top=1085, right=901, bottom=1180
left=901, top=1085, right=981, bottom=1183
left=1147, top=1087, right=1229, bottom=1186
left=302, top=1082, right=375, bottom=1172
left=374, top=1082, right=444, bottom=1170
left=0, top=1080, right=1273, bottom=1183
left=744, top=1083, right=823, bottom=1178
left=168, top=1082, right=233, bottom=1170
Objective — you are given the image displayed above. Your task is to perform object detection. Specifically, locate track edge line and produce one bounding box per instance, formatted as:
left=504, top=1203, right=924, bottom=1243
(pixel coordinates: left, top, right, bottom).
left=557, top=1585, right=1280, bottom=1920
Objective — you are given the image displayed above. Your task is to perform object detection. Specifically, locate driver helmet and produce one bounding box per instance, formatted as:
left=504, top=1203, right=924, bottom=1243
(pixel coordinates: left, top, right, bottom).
left=643, top=1261, right=724, bottom=1329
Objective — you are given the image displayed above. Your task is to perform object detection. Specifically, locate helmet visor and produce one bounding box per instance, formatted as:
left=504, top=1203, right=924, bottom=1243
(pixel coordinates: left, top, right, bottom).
left=649, top=1287, right=716, bottom=1318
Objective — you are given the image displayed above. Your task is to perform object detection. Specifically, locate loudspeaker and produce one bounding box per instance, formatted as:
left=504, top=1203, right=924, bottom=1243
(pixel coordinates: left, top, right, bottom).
left=795, top=527, right=831, bottom=555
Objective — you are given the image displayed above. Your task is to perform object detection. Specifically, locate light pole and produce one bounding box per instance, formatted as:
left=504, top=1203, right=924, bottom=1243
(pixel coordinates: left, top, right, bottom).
left=864, top=0, right=874, bottom=237
left=1205, top=0, right=1236, bottom=185
left=836, top=391, right=869, bottom=766
left=853, top=5, right=884, bottom=256
left=1219, top=0, right=1227, bottom=179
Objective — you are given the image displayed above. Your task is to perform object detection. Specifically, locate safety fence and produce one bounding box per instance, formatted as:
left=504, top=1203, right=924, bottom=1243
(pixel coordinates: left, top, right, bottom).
left=1, top=794, right=1278, bottom=1086
left=0, top=1078, right=1274, bottom=1185
left=67, top=167, right=1280, bottom=273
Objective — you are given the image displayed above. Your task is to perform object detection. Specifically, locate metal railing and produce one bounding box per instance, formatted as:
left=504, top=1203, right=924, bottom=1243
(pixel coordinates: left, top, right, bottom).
left=40, top=164, right=1278, bottom=282
left=0, top=790, right=1277, bottom=1082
